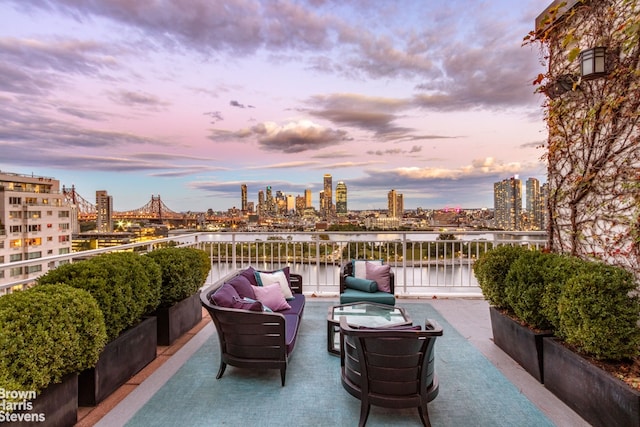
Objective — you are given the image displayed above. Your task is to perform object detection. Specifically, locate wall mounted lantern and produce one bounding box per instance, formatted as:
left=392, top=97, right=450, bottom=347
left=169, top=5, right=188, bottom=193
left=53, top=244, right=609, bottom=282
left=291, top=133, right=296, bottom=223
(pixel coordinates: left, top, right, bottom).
left=580, top=47, right=607, bottom=79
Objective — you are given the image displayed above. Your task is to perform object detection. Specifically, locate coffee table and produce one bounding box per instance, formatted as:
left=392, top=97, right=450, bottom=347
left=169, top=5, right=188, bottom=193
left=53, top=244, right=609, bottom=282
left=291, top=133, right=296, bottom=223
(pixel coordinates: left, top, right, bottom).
left=327, top=302, right=412, bottom=355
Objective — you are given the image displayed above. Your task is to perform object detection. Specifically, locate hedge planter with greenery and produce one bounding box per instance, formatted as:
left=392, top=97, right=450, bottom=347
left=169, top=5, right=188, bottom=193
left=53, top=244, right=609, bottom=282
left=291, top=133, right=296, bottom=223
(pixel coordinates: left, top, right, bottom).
left=36, top=251, right=162, bottom=405
left=37, top=251, right=162, bottom=341
left=0, top=285, right=106, bottom=426
left=147, top=247, right=211, bottom=345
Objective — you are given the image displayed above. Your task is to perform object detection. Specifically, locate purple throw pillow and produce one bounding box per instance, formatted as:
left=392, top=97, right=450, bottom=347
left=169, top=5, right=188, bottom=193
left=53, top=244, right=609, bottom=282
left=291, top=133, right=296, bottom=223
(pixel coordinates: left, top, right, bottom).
left=211, top=283, right=239, bottom=308
left=239, top=266, right=259, bottom=286
left=227, top=275, right=255, bottom=299
left=365, top=262, right=391, bottom=293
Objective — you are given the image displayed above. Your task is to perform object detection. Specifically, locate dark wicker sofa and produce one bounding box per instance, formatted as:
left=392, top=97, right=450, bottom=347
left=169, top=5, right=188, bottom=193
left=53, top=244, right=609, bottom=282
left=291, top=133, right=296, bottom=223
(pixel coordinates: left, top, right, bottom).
left=200, top=267, right=305, bottom=386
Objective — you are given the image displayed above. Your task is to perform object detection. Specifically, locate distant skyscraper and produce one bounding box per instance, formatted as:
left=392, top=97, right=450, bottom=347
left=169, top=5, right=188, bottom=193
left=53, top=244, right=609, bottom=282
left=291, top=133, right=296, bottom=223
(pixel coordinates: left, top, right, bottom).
left=96, top=190, right=113, bottom=232
left=388, top=189, right=404, bottom=218
left=304, top=189, right=312, bottom=208
left=494, top=177, right=522, bottom=230
left=526, top=178, right=543, bottom=230
left=336, top=181, right=347, bottom=215
left=257, top=190, right=265, bottom=215
left=322, top=174, right=333, bottom=219
left=241, top=184, right=247, bottom=212
left=266, top=185, right=275, bottom=215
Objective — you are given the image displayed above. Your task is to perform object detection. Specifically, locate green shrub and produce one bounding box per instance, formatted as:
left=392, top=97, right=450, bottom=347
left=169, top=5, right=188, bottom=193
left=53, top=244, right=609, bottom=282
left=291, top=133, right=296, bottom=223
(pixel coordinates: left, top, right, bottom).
left=37, top=252, right=161, bottom=341
left=504, top=250, right=553, bottom=330
left=0, top=284, right=107, bottom=394
left=146, top=247, right=211, bottom=307
left=558, top=262, right=640, bottom=360
left=539, top=253, right=587, bottom=334
left=473, top=244, right=528, bottom=309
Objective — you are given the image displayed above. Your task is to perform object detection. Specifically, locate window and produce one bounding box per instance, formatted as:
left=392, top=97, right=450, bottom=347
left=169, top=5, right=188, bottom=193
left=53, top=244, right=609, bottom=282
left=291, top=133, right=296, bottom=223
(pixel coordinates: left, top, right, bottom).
left=47, top=224, right=53, bottom=228
left=9, top=211, right=22, bottom=219
left=9, top=197, right=21, bottom=205
left=58, top=211, right=70, bottom=218
left=47, top=236, right=53, bottom=242
left=27, top=265, right=42, bottom=274
left=59, top=223, right=70, bottom=230
left=27, top=252, right=41, bottom=260
left=46, top=211, right=53, bottom=216
left=9, top=225, right=22, bottom=233
left=42, top=198, right=49, bottom=205
left=9, top=267, right=23, bottom=277
left=9, top=239, right=22, bottom=248
left=24, top=238, right=41, bottom=246
left=10, top=254, right=23, bottom=262
left=28, top=211, right=41, bottom=219
left=25, top=197, right=37, bottom=205
left=58, top=235, right=70, bottom=243
left=28, top=224, right=41, bottom=232
left=59, top=248, right=70, bottom=255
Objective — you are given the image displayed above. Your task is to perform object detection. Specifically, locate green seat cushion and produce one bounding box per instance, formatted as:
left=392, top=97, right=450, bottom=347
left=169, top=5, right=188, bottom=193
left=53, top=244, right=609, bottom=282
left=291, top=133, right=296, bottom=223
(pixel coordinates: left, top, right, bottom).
left=339, top=289, right=395, bottom=306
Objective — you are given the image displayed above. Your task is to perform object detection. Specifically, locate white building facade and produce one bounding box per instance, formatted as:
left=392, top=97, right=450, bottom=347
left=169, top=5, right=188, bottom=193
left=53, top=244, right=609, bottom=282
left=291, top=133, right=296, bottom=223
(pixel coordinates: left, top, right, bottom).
left=0, top=171, right=72, bottom=294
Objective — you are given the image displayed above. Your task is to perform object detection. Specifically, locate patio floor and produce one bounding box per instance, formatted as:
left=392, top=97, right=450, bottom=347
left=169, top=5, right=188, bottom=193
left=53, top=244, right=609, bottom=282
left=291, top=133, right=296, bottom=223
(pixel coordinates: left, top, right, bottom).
left=76, top=298, right=590, bottom=427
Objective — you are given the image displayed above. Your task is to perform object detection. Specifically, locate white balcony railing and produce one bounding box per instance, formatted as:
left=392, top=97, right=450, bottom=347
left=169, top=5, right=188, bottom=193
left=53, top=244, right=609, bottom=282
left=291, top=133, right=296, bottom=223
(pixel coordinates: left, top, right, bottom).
left=0, top=230, right=547, bottom=297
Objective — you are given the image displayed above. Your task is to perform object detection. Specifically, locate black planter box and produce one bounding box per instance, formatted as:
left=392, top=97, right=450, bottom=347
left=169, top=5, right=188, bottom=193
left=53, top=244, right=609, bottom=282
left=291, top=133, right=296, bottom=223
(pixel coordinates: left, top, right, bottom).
left=78, top=316, right=157, bottom=406
left=7, top=373, right=77, bottom=427
left=489, top=306, right=552, bottom=383
left=543, top=337, right=640, bottom=427
left=154, top=292, right=202, bottom=346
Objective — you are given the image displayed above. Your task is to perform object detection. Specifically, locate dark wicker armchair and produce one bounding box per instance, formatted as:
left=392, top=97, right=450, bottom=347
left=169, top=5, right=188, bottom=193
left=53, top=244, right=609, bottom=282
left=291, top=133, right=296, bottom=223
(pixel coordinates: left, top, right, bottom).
left=339, top=317, right=443, bottom=427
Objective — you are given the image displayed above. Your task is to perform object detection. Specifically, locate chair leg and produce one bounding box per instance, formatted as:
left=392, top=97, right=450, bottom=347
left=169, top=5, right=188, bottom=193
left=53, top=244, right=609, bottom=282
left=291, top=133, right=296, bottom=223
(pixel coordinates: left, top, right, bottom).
left=418, top=404, right=431, bottom=427
left=216, top=361, right=227, bottom=379
left=280, top=368, right=287, bottom=386
left=359, top=402, right=370, bottom=427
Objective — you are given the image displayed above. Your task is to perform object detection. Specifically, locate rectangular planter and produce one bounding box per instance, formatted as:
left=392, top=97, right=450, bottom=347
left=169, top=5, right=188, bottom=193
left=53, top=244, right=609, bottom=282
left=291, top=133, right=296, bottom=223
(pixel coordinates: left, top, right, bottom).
left=543, top=337, right=640, bottom=427
left=78, top=316, right=157, bottom=406
left=154, top=292, right=202, bottom=346
left=7, top=373, right=77, bottom=427
left=489, top=306, right=552, bottom=383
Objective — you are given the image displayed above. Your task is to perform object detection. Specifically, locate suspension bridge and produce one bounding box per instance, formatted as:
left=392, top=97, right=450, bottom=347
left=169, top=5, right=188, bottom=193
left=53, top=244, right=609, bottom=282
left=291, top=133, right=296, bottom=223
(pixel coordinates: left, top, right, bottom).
left=62, top=186, right=193, bottom=222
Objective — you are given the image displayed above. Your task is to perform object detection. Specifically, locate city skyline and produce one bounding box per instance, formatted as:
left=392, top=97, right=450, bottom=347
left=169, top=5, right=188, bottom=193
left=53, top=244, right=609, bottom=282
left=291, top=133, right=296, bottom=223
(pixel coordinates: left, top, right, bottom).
left=0, top=1, right=548, bottom=212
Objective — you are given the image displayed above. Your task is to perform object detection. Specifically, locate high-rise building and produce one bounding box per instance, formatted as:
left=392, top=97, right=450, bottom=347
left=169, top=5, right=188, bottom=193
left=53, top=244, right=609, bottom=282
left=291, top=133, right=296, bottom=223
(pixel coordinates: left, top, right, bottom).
left=322, top=174, right=333, bottom=219
left=265, top=186, right=275, bottom=215
left=526, top=178, right=544, bottom=230
left=0, top=171, right=72, bottom=292
left=257, top=190, right=265, bottom=215
left=335, top=181, right=347, bottom=215
left=304, top=189, right=312, bottom=208
left=388, top=189, right=404, bottom=218
left=494, top=177, right=522, bottom=230
left=96, top=190, right=113, bottom=233
left=241, top=184, right=247, bottom=212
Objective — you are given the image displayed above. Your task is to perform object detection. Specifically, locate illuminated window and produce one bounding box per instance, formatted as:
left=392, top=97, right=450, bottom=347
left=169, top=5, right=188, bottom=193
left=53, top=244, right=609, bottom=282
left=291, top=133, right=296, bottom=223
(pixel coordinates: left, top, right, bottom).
left=9, top=239, right=22, bottom=248
left=28, top=211, right=41, bottom=219
left=9, top=211, right=22, bottom=219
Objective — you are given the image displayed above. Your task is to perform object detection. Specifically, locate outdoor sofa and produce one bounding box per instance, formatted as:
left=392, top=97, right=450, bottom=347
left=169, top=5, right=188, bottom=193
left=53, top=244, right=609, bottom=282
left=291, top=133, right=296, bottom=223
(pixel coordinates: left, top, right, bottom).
left=200, top=266, right=305, bottom=386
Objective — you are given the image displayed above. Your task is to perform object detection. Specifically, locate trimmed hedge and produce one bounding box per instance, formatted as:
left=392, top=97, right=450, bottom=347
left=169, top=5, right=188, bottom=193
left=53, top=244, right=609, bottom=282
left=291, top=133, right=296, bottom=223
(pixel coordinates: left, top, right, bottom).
left=0, top=284, right=107, bottom=394
left=540, top=253, right=586, bottom=333
left=146, top=247, right=211, bottom=307
left=37, top=252, right=161, bottom=341
left=504, top=250, right=553, bottom=330
left=473, top=244, right=528, bottom=309
left=558, top=262, right=640, bottom=360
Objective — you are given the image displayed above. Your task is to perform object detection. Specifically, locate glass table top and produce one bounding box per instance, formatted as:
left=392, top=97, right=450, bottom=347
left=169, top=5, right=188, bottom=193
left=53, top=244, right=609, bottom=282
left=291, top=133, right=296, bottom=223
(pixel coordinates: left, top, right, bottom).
left=330, top=302, right=408, bottom=328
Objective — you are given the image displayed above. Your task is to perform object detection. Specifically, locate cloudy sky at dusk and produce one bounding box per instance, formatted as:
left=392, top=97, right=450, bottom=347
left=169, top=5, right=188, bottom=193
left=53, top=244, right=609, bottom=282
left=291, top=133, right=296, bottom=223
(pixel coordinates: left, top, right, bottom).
left=0, top=0, right=550, bottom=212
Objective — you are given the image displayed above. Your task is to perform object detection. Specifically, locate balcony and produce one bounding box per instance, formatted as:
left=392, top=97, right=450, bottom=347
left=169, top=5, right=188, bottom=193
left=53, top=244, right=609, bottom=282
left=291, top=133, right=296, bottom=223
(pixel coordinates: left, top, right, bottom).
left=0, top=230, right=590, bottom=426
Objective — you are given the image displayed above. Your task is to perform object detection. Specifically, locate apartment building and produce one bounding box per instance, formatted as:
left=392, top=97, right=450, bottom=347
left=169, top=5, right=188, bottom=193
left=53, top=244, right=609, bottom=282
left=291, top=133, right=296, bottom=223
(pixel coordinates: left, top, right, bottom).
left=0, top=171, right=72, bottom=294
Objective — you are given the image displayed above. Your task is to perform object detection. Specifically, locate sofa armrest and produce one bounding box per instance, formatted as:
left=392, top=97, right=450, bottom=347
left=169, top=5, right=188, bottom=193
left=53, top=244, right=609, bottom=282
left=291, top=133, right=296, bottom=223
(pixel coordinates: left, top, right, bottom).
left=289, top=273, right=303, bottom=294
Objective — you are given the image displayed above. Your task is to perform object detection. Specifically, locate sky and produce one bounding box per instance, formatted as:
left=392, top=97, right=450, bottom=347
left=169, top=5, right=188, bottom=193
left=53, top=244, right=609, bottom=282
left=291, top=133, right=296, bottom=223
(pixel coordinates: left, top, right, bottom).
left=0, top=0, right=551, bottom=213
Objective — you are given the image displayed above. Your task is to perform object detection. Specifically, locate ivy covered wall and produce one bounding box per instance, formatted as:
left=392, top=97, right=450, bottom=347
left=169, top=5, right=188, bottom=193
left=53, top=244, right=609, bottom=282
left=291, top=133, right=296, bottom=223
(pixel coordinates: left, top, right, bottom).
left=529, top=0, right=640, bottom=278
